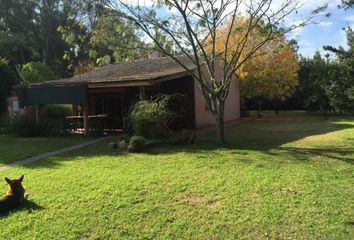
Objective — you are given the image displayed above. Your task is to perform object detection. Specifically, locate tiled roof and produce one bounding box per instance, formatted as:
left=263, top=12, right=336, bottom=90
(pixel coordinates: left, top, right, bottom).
left=20, top=56, right=196, bottom=88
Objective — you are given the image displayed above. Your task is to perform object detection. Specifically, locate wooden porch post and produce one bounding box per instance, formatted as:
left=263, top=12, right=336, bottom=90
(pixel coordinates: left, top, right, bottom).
left=83, top=98, right=89, bottom=136
left=35, top=105, right=40, bottom=124
left=139, top=86, right=145, bottom=100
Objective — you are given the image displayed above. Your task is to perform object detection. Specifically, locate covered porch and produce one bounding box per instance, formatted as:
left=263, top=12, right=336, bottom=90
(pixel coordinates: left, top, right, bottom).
left=16, top=57, right=197, bottom=135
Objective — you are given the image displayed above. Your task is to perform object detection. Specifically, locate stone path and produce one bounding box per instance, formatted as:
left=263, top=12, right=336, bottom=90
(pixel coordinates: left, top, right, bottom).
left=0, top=136, right=112, bottom=172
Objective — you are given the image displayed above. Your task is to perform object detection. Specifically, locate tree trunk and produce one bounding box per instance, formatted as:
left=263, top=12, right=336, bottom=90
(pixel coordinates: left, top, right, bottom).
left=214, top=101, right=225, bottom=143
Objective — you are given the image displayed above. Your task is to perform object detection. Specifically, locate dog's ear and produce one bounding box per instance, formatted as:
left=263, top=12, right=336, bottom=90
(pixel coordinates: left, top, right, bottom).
left=19, top=175, right=24, bottom=182
left=5, top=177, right=12, bottom=184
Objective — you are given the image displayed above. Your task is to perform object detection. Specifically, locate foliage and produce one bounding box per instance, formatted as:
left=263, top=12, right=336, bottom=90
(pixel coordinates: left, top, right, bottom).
left=298, top=51, right=354, bottom=114
left=127, top=135, right=148, bottom=152
left=89, top=9, right=148, bottom=64
left=0, top=0, right=146, bottom=77
left=0, top=0, right=77, bottom=76
left=17, top=62, right=57, bottom=84
left=0, top=61, right=18, bottom=118
left=298, top=53, right=332, bottom=114
left=129, top=95, right=171, bottom=138
left=340, top=0, right=354, bottom=9
left=42, top=105, right=72, bottom=118
left=58, top=6, right=147, bottom=70
left=106, top=0, right=327, bottom=143
left=87, top=119, right=103, bottom=137
left=42, top=105, right=72, bottom=136
left=292, top=27, right=354, bottom=114
left=73, top=62, right=96, bottom=75
left=44, top=118, right=70, bottom=136
left=215, top=19, right=300, bottom=111
left=324, top=28, right=354, bottom=113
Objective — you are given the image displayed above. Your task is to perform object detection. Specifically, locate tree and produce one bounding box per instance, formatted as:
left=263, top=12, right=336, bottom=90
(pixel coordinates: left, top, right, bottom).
left=324, top=28, right=354, bottom=113
left=57, top=2, right=148, bottom=71
left=0, top=59, right=18, bottom=118
left=0, top=0, right=39, bottom=65
left=17, top=62, right=57, bottom=84
left=298, top=53, right=332, bottom=115
left=105, top=0, right=327, bottom=143
left=90, top=9, right=148, bottom=64
left=215, top=19, right=299, bottom=115
left=0, top=0, right=84, bottom=76
left=340, top=0, right=354, bottom=9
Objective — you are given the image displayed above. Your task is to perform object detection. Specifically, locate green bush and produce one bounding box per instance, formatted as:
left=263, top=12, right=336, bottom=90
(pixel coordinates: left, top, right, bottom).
left=129, top=96, right=171, bottom=138
left=128, top=136, right=147, bottom=152
left=87, top=119, right=103, bottom=137
left=42, top=105, right=72, bottom=118
left=44, top=118, right=69, bottom=136
left=11, top=114, right=45, bottom=137
left=17, top=62, right=57, bottom=84
left=0, top=115, right=13, bottom=134
left=41, top=105, right=72, bottom=136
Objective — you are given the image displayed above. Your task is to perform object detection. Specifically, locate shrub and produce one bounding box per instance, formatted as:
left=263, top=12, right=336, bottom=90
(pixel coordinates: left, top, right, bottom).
left=42, top=105, right=72, bottom=118
left=128, top=136, right=147, bottom=152
left=17, top=62, right=57, bottom=84
left=44, top=118, right=69, bottom=136
left=0, top=115, right=13, bottom=134
left=41, top=105, right=72, bottom=136
left=11, top=114, right=45, bottom=137
left=87, top=119, right=103, bottom=137
left=129, top=95, right=171, bottom=138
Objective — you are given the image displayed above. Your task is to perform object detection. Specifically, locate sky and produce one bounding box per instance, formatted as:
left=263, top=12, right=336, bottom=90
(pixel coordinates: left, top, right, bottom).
left=290, top=0, right=354, bottom=57
left=123, top=0, right=354, bottom=57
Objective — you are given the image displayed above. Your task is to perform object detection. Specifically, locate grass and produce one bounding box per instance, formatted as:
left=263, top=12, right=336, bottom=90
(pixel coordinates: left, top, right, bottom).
left=0, top=135, right=86, bottom=166
left=0, top=113, right=353, bottom=239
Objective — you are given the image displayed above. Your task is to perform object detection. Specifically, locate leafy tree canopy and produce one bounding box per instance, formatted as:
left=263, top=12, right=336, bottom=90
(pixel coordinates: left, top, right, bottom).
left=17, top=62, right=57, bottom=84
left=0, top=60, right=18, bottom=117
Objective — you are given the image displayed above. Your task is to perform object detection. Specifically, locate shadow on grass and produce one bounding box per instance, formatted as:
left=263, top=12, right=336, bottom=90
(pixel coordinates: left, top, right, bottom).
left=145, top=117, right=354, bottom=165
left=0, top=199, right=44, bottom=218
left=16, top=115, right=354, bottom=169
left=276, top=147, right=354, bottom=164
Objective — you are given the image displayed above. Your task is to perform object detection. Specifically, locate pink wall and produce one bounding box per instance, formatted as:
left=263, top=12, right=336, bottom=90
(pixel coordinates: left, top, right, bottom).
left=194, top=64, right=240, bottom=128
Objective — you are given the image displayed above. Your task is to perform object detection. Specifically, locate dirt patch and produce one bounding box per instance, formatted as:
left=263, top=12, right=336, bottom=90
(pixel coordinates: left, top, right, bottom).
left=180, top=194, right=222, bottom=209
left=181, top=194, right=205, bottom=204
left=207, top=199, right=222, bottom=209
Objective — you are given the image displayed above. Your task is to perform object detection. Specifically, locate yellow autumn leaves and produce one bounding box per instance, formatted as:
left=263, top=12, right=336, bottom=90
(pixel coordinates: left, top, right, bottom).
left=212, top=17, right=299, bottom=101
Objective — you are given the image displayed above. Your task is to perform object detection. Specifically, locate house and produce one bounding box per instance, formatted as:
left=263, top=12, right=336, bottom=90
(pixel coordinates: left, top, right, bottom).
left=16, top=56, right=240, bottom=134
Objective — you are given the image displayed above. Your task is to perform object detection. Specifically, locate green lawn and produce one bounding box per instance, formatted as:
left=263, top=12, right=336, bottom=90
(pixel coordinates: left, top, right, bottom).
left=0, top=135, right=86, bottom=166
left=0, top=113, right=353, bottom=239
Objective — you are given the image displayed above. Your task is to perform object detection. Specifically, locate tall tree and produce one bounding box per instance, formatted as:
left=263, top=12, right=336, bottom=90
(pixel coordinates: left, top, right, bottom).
left=214, top=18, right=299, bottom=115
left=324, top=28, right=354, bottom=113
left=298, top=53, right=332, bottom=115
left=58, top=3, right=147, bottom=72
left=0, top=59, right=18, bottom=118
left=105, top=0, right=327, bottom=142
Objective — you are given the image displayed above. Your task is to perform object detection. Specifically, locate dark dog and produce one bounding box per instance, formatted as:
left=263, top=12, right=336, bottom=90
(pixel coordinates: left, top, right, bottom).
left=0, top=175, right=25, bottom=213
